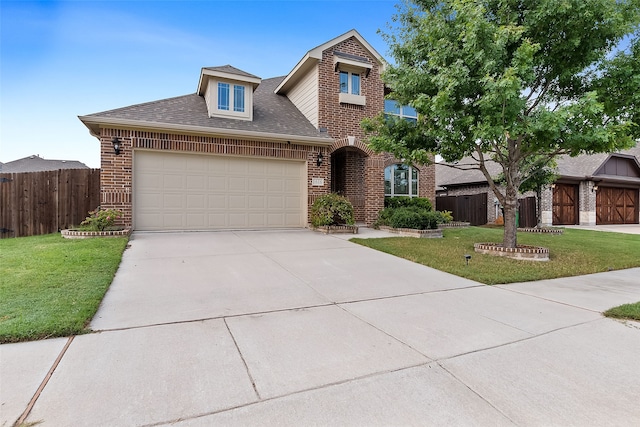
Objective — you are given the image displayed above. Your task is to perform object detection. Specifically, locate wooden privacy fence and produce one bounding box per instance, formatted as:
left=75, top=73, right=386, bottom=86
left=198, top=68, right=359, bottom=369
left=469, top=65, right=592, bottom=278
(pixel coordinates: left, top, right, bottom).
left=0, top=169, right=100, bottom=238
left=436, top=193, right=488, bottom=226
left=518, top=196, right=538, bottom=228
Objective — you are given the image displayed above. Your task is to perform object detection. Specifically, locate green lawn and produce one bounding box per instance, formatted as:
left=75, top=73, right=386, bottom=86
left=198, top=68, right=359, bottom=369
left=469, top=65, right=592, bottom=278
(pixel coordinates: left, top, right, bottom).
left=604, top=302, right=640, bottom=321
left=353, top=226, right=640, bottom=285
left=0, top=233, right=128, bottom=343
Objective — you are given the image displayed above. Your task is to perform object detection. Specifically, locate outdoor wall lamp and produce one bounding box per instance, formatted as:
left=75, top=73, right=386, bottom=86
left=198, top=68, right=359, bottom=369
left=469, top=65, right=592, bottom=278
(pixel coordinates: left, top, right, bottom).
left=316, top=152, right=324, bottom=167
left=111, top=137, right=122, bottom=156
left=592, top=184, right=599, bottom=192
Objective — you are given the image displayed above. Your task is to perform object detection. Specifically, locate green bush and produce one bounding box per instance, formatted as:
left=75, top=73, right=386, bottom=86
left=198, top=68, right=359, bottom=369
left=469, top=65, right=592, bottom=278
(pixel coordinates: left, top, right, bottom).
left=375, top=206, right=450, bottom=230
left=384, top=196, right=433, bottom=211
left=80, top=207, right=123, bottom=231
left=386, top=207, right=441, bottom=230
left=310, top=194, right=355, bottom=227
left=438, top=210, right=453, bottom=223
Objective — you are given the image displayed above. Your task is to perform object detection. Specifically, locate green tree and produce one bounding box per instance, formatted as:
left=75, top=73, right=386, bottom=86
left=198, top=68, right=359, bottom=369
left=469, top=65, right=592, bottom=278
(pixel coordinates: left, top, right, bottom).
left=363, top=0, right=639, bottom=248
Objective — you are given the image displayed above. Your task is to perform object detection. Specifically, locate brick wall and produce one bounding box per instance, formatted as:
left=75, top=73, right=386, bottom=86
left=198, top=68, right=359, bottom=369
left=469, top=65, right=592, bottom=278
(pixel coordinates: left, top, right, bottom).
left=317, top=36, right=435, bottom=224
left=99, top=128, right=330, bottom=228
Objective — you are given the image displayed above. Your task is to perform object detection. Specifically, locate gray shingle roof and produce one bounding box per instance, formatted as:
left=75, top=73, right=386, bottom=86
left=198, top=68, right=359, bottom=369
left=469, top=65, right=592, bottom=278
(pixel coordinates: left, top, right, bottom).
left=202, top=65, right=261, bottom=80
left=436, top=158, right=502, bottom=188
left=1, top=155, right=88, bottom=173
left=333, top=51, right=370, bottom=64
left=85, top=77, right=330, bottom=140
left=436, top=144, right=640, bottom=187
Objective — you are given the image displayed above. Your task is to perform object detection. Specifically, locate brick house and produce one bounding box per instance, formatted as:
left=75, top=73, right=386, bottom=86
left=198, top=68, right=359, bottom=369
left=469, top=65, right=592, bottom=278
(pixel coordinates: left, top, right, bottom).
left=436, top=145, right=640, bottom=227
left=79, top=30, right=435, bottom=231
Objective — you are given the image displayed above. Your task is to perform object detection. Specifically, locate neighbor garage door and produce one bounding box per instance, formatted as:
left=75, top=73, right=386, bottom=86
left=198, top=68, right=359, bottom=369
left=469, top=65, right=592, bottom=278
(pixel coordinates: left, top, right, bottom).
left=134, top=151, right=306, bottom=231
left=596, top=187, right=639, bottom=224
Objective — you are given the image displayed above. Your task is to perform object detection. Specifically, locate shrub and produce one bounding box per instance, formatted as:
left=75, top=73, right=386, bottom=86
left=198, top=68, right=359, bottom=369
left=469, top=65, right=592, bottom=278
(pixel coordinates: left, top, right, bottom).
left=438, top=210, right=453, bottom=223
left=384, top=196, right=433, bottom=211
left=80, top=207, right=123, bottom=231
left=310, top=194, right=355, bottom=227
left=375, top=206, right=451, bottom=230
left=386, top=207, right=442, bottom=230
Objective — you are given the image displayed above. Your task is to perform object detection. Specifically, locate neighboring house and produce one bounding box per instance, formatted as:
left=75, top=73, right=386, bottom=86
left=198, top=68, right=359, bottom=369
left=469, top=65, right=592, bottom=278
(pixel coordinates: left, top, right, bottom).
left=0, top=155, right=89, bottom=173
left=436, top=145, right=640, bottom=226
left=79, top=30, right=435, bottom=231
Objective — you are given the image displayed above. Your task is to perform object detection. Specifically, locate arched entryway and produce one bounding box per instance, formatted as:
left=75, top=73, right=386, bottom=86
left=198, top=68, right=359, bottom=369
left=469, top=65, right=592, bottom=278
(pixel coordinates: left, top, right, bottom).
left=331, top=147, right=368, bottom=222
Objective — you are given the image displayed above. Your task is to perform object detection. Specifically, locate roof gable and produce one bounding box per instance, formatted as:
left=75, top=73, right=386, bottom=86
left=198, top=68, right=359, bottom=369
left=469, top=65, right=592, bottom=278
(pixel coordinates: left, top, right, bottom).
left=594, top=154, right=640, bottom=178
left=197, top=65, right=261, bottom=96
left=275, top=29, right=384, bottom=94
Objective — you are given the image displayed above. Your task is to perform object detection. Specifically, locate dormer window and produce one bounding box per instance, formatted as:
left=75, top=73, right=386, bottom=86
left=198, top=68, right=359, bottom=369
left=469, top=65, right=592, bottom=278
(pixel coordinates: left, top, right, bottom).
left=217, top=82, right=245, bottom=112
left=197, top=65, right=261, bottom=121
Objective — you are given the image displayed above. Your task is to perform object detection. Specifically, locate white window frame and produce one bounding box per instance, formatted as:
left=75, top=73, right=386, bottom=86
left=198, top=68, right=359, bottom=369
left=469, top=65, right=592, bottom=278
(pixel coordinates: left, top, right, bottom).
left=337, top=66, right=366, bottom=106
left=384, top=100, right=418, bottom=122
left=339, top=71, right=360, bottom=95
left=209, top=79, right=252, bottom=120
left=384, top=164, right=419, bottom=197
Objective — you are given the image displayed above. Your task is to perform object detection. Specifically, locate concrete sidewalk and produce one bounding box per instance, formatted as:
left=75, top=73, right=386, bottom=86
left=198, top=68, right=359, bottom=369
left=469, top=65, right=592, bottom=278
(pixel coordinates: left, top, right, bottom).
left=2, top=229, right=640, bottom=427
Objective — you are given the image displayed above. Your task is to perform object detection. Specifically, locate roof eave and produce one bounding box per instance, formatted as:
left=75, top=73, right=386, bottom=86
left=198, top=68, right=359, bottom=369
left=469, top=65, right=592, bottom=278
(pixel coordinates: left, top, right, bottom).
left=78, top=116, right=333, bottom=146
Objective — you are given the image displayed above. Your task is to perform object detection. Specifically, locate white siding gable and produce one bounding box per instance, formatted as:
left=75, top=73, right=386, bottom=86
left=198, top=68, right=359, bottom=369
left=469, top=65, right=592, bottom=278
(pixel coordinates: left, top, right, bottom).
left=286, top=66, right=319, bottom=128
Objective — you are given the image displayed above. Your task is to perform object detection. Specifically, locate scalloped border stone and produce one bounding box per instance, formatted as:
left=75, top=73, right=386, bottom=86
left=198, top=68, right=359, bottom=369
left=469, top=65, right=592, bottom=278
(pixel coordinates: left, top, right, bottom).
left=61, top=229, right=132, bottom=239
left=313, top=225, right=359, bottom=234
left=474, top=242, right=549, bottom=261
left=379, top=226, right=443, bottom=238
left=517, top=227, right=564, bottom=235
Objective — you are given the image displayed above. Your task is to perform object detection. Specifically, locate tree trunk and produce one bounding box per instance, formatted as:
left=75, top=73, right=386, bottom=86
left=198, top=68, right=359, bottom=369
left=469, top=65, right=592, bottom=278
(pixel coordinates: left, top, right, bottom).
left=502, top=186, right=519, bottom=248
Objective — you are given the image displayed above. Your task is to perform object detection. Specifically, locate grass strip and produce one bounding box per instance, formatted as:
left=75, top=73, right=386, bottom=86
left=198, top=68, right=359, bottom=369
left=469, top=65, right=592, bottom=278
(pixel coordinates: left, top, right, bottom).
left=352, top=226, right=640, bottom=285
left=0, top=233, right=128, bottom=343
left=604, top=302, right=640, bottom=321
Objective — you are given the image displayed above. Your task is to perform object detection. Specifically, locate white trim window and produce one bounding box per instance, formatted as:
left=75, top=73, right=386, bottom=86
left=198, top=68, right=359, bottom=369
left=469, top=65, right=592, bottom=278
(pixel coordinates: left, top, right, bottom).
left=385, top=164, right=419, bottom=197
left=384, top=100, right=417, bottom=122
left=339, top=71, right=360, bottom=95
left=217, top=82, right=246, bottom=113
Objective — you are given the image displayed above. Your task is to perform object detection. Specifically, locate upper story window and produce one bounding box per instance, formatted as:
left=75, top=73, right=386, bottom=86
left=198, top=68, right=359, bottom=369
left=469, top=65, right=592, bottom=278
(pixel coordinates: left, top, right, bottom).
left=340, top=71, right=360, bottom=95
left=384, top=100, right=418, bottom=122
left=334, top=51, right=370, bottom=106
left=385, top=164, right=419, bottom=197
left=217, top=82, right=246, bottom=113
left=197, top=66, right=261, bottom=121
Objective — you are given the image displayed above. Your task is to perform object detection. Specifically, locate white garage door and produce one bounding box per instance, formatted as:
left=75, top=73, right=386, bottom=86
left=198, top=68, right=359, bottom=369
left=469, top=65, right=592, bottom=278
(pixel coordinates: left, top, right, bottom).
left=134, top=151, right=306, bottom=231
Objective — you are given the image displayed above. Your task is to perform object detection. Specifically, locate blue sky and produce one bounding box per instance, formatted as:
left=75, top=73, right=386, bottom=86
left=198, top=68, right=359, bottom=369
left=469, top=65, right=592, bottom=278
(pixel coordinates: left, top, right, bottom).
left=1, top=0, right=398, bottom=167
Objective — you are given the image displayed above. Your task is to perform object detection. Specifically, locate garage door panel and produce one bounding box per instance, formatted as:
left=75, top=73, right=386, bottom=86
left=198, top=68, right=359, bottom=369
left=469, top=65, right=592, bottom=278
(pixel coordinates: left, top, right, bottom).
left=208, top=177, right=226, bottom=190
left=286, top=196, right=302, bottom=209
left=135, top=151, right=305, bottom=230
left=248, top=178, right=266, bottom=192
left=186, top=214, right=206, bottom=228
left=267, top=179, right=284, bottom=192
left=208, top=195, right=226, bottom=208
left=137, top=193, right=162, bottom=210
left=163, top=175, right=185, bottom=190
left=268, top=196, right=284, bottom=209
left=229, top=195, right=247, bottom=209
left=187, top=175, right=206, bottom=190
left=228, top=177, right=247, bottom=191
left=285, top=179, right=302, bottom=192
left=163, top=194, right=184, bottom=209
left=186, top=194, right=205, bottom=209
left=248, top=195, right=266, bottom=209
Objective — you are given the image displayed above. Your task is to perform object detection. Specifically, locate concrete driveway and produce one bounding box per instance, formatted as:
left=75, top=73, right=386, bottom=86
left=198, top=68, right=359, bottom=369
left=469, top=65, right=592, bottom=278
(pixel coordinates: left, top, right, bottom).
left=2, top=229, right=640, bottom=426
